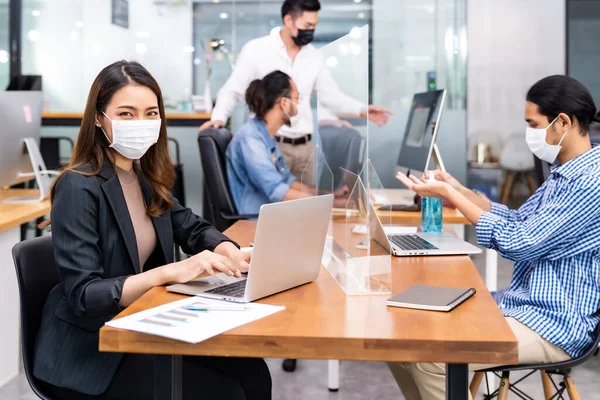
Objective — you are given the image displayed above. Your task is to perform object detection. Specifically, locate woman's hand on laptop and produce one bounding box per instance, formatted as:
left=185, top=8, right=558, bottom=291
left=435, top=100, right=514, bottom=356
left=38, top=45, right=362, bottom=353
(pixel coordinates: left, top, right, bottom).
left=214, top=242, right=251, bottom=275
left=165, top=250, right=241, bottom=284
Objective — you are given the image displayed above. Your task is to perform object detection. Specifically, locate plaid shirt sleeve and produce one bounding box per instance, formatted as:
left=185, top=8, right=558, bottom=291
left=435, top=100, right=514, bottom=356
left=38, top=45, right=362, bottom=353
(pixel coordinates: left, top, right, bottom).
left=476, top=178, right=600, bottom=262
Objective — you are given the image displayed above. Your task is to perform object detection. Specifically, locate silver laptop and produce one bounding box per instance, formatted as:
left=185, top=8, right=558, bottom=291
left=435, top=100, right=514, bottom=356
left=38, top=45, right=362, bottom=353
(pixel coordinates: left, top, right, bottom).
left=341, top=169, right=481, bottom=257
left=167, top=194, right=334, bottom=303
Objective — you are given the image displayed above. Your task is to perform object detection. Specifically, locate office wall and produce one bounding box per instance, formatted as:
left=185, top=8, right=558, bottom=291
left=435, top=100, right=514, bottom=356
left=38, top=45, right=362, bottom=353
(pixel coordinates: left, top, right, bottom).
left=467, top=0, right=566, bottom=160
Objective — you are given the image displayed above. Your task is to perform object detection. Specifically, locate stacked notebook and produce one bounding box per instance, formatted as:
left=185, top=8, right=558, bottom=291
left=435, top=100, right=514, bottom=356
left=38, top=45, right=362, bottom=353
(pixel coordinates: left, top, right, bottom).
left=386, top=284, right=476, bottom=312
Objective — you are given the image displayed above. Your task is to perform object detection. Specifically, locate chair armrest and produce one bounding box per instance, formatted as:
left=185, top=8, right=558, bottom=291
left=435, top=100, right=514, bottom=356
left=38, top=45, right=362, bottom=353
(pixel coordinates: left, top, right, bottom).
left=220, top=212, right=259, bottom=221
left=17, top=170, right=61, bottom=178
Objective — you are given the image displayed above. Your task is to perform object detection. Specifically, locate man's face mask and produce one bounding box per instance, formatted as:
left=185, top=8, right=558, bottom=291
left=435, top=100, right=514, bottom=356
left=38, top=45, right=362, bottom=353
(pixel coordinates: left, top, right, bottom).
left=292, top=27, right=315, bottom=46
left=282, top=97, right=299, bottom=127
left=525, top=116, right=568, bottom=164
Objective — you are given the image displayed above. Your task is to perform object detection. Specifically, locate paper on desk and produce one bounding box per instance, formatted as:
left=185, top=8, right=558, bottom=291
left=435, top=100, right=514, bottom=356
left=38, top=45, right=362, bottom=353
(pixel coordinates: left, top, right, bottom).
left=352, top=224, right=418, bottom=235
left=105, top=296, right=284, bottom=344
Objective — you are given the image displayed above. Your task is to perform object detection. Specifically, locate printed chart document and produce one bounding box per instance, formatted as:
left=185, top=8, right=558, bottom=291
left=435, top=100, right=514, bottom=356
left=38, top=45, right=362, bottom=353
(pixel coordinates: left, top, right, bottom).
left=106, top=296, right=285, bottom=343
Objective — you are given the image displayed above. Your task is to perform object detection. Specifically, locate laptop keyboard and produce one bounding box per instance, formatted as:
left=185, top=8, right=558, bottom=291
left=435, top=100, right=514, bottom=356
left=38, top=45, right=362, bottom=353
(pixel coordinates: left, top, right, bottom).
left=389, top=235, right=438, bottom=251
left=203, top=279, right=247, bottom=298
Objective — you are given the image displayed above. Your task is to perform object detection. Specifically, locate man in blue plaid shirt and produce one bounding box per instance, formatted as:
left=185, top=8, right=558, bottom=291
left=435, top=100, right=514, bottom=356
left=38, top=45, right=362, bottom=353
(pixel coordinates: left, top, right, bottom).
left=395, top=75, right=600, bottom=400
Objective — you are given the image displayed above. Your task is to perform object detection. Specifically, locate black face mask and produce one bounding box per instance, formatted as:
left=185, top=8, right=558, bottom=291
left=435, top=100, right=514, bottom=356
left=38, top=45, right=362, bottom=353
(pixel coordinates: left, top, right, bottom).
left=292, top=28, right=315, bottom=46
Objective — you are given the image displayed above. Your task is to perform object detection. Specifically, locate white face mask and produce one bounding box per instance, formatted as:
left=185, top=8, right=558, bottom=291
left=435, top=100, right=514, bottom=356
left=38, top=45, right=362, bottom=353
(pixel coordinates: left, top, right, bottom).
left=100, top=111, right=161, bottom=160
left=282, top=97, right=299, bottom=128
left=525, top=116, right=568, bottom=164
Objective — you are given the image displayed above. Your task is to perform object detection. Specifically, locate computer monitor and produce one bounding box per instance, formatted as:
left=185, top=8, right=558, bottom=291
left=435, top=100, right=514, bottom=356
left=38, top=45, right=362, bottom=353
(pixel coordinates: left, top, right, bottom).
left=6, top=75, right=43, bottom=91
left=0, top=91, right=43, bottom=188
left=396, top=89, right=447, bottom=174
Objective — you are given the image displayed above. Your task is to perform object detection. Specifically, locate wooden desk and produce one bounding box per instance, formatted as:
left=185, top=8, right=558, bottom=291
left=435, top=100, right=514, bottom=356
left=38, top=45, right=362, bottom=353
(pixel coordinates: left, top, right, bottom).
left=379, top=207, right=468, bottom=225
left=370, top=188, right=498, bottom=292
left=41, top=112, right=211, bottom=128
left=100, top=220, right=517, bottom=400
left=0, top=189, right=51, bottom=232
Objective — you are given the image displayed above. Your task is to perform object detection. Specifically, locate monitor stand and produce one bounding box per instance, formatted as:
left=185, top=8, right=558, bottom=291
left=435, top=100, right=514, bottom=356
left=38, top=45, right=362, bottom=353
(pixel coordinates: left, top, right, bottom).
left=431, top=143, right=447, bottom=172
left=2, top=137, right=59, bottom=204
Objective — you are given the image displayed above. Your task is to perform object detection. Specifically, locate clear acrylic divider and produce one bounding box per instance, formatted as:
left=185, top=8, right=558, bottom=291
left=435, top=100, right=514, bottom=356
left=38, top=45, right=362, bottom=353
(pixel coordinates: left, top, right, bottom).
left=300, top=143, right=334, bottom=197
left=313, top=24, right=391, bottom=295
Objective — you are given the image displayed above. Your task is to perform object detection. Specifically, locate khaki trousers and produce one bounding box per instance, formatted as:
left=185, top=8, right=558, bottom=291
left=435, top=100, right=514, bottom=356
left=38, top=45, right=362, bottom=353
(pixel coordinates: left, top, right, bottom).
left=278, top=140, right=317, bottom=187
left=388, top=317, right=571, bottom=400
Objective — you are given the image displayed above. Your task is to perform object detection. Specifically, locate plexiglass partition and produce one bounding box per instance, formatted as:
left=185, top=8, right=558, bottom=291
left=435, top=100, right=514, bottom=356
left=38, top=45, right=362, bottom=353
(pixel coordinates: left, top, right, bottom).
left=313, top=25, right=392, bottom=295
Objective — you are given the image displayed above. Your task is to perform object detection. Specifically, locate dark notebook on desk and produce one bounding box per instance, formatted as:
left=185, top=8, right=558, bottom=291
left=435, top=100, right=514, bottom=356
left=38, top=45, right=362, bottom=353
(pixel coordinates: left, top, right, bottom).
left=386, top=284, right=476, bottom=312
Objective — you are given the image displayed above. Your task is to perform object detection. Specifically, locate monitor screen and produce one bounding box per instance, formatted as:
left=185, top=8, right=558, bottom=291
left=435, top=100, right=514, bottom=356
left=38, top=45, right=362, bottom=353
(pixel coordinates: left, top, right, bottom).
left=396, top=90, right=446, bottom=174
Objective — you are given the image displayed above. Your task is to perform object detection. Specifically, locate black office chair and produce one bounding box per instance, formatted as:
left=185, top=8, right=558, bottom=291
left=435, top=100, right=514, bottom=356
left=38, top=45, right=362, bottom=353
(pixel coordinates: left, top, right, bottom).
left=12, top=236, right=61, bottom=400
left=318, top=125, right=364, bottom=188
left=168, top=138, right=186, bottom=261
left=197, top=128, right=258, bottom=232
left=470, top=321, right=600, bottom=399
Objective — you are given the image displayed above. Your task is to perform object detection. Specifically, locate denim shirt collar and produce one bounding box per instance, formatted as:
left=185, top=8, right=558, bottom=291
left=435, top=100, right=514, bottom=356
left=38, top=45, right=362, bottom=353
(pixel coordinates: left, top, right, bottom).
left=252, top=117, right=277, bottom=153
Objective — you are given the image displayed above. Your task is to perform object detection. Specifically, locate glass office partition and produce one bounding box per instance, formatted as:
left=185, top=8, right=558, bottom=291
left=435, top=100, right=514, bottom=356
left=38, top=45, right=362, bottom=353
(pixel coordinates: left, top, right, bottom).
left=21, top=0, right=196, bottom=112
left=192, top=0, right=373, bottom=133
left=0, top=0, right=9, bottom=90
left=371, top=0, right=467, bottom=187
left=314, top=25, right=392, bottom=295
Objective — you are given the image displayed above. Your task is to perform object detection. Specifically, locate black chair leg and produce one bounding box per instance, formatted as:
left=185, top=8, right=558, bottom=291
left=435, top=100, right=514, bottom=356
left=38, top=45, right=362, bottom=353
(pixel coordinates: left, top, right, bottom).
left=282, top=359, right=297, bottom=372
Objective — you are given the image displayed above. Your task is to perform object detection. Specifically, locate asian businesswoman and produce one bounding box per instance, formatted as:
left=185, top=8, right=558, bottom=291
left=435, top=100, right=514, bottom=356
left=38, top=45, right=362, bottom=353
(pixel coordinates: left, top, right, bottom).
left=33, top=60, right=272, bottom=400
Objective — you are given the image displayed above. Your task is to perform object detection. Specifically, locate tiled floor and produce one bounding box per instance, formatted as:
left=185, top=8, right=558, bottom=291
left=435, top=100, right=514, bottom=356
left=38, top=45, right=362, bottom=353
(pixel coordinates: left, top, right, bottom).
left=1, top=226, right=599, bottom=399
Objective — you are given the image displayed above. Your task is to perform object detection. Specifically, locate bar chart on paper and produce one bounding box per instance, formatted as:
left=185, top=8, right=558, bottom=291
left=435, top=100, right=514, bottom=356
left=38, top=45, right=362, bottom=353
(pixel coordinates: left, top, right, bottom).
left=106, top=297, right=285, bottom=343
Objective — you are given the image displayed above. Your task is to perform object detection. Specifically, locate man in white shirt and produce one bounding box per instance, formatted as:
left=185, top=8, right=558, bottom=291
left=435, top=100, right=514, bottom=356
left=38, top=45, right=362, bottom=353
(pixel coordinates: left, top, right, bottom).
left=200, top=0, right=392, bottom=185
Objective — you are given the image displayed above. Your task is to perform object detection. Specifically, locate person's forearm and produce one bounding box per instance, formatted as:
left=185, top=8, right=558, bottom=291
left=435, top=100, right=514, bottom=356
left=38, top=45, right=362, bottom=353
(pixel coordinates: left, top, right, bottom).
left=446, top=187, right=486, bottom=226
left=291, top=181, right=316, bottom=195
left=283, top=187, right=311, bottom=201
left=119, top=266, right=171, bottom=307
left=456, top=185, right=492, bottom=212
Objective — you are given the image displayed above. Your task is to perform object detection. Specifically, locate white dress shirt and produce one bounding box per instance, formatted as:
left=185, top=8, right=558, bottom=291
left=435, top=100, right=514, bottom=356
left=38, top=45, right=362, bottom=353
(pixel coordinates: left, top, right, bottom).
left=211, top=28, right=366, bottom=138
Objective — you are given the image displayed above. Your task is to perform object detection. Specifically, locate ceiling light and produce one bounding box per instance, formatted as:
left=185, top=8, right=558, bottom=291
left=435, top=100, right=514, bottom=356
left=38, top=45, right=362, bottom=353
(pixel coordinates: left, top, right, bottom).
left=136, top=43, right=148, bottom=55
left=0, top=50, right=9, bottom=64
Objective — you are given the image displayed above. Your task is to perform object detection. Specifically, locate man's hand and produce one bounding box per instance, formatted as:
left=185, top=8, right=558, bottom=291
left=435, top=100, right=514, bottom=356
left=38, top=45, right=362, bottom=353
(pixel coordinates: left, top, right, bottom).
left=319, top=119, right=354, bottom=128
left=366, top=105, right=393, bottom=127
left=396, top=172, right=452, bottom=200
left=200, top=120, right=225, bottom=131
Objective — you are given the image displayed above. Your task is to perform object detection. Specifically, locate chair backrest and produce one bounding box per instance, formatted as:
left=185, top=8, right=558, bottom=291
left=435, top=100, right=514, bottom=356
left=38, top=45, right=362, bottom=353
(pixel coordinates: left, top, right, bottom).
left=499, top=133, right=535, bottom=171
left=318, top=126, right=363, bottom=187
left=197, top=128, right=237, bottom=232
left=12, top=235, right=59, bottom=399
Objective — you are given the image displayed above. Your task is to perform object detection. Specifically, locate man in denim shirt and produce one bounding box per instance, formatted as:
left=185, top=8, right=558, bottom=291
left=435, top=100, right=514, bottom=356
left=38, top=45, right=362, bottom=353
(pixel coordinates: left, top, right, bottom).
left=227, top=71, right=313, bottom=215
left=228, top=117, right=301, bottom=215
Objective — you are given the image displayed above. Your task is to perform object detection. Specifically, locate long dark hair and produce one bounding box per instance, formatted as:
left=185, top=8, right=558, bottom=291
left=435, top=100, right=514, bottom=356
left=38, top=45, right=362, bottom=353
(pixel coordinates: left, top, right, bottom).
left=527, top=75, right=600, bottom=135
left=51, top=60, right=175, bottom=217
left=245, top=70, right=293, bottom=120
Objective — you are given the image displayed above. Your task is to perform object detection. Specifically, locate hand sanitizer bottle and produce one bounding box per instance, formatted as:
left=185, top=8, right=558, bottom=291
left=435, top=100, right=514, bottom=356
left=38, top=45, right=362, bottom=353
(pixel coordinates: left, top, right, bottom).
left=421, top=172, right=443, bottom=233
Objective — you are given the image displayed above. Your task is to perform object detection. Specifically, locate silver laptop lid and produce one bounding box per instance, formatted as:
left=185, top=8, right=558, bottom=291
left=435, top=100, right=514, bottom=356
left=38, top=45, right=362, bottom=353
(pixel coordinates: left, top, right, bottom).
left=244, top=194, right=334, bottom=302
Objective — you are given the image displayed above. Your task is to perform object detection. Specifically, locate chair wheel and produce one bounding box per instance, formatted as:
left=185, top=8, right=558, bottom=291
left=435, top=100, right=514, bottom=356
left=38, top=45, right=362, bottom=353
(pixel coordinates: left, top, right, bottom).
left=282, top=358, right=297, bottom=372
